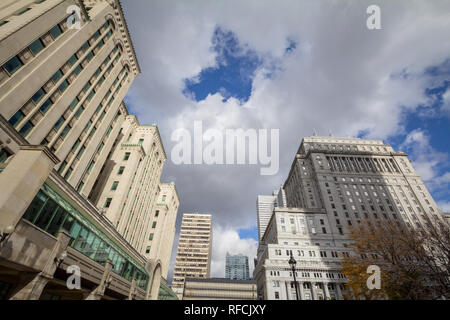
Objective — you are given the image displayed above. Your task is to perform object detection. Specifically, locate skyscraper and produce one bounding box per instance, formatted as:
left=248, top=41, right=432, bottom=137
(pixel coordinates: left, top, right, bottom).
left=172, top=213, right=212, bottom=299
left=256, top=194, right=277, bottom=241
left=0, top=0, right=178, bottom=300
left=254, top=136, right=448, bottom=300
left=225, top=253, right=250, bottom=280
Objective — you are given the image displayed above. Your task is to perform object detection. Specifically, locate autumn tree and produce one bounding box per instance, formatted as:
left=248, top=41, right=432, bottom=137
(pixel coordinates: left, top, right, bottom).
left=341, top=217, right=450, bottom=300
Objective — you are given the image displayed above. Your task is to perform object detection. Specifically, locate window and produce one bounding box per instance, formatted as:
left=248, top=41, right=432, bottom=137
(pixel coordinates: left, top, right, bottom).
left=111, top=181, right=119, bottom=190
left=145, top=246, right=151, bottom=254
left=8, top=110, right=25, bottom=127
left=152, top=222, right=157, bottom=228
left=19, top=121, right=33, bottom=136
left=149, top=233, right=154, bottom=241
left=51, top=70, right=63, bottom=84
left=123, top=152, right=130, bottom=160
left=118, top=166, right=125, bottom=175
left=61, top=125, right=71, bottom=138
left=155, top=210, right=159, bottom=217
left=40, top=99, right=53, bottom=114
left=104, top=198, right=112, bottom=208
left=31, top=88, right=45, bottom=104
left=68, top=54, right=77, bottom=66
left=3, top=56, right=23, bottom=75
left=162, top=195, right=166, bottom=201
left=58, top=80, right=69, bottom=93
left=138, top=139, right=144, bottom=145
left=49, top=24, right=62, bottom=39
left=29, top=38, right=45, bottom=55
left=274, top=292, right=279, bottom=299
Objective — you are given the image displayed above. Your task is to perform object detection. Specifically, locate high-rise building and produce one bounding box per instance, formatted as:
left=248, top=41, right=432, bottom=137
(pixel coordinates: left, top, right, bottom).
left=172, top=213, right=212, bottom=299
left=256, top=194, right=277, bottom=241
left=0, top=0, right=178, bottom=300
left=254, top=136, right=449, bottom=300
left=225, top=253, right=250, bottom=280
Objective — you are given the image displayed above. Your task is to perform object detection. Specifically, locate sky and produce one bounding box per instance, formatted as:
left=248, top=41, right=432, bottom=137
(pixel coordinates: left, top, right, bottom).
left=120, top=0, right=450, bottom=283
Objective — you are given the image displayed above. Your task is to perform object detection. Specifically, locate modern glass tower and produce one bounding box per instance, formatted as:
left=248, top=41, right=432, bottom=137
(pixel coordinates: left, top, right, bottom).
left=225, top=253, right=250, bottom=280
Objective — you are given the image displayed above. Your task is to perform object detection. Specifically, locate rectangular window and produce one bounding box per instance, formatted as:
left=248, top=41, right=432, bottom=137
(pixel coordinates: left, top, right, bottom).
left=51, top=70, right=63, bottom=84
left=61, top=125, right=71, bottom=138
left=76, top=146, right=85, bottom=159
left=68, top=54, right=77, bottom=66
left=152, top=222, right=156, bottom=228
left=118, top=166, right=125, bottom=174
left=19, top=121, right=33, bottom=137
left=54, top=117, right=64, bottom=131
left=145, top=246, right=151, bottom=254
left=149, top=233, right=154, bottom=240
left=155, top=210, right=159, bottom=217
left=73, top=65, right=82, bottom=75
left=111, top=181, right=119, bottom=191
left=87, top=161, right=95, bottom=173
left=123, top=152, right=130, bottom=160
left=3, top=56, right=23, bottom=75
left=29, top=38, right=45, bottom=56
left=104, top=198, right=112, bottom=208
left=31, top=88, right=45, bottom=104
left=58, top=80, right=69, bottom=93
left=49, top=24, right=63, bottom=39
left=69, top=97, right=79, bottom=110
left=40, top=99, right=53, bottom=114
left=8, top=110, right=25, bottom=127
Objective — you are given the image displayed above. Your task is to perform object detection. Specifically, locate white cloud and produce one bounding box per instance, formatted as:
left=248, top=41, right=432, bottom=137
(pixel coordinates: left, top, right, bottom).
left=210, top=226, right=258, bottom=278
left=437, top=201, right=450, bottom=213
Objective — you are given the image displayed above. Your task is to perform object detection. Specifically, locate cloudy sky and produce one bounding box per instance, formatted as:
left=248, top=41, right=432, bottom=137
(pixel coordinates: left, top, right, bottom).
left=120, top=0, right=450, bottom=282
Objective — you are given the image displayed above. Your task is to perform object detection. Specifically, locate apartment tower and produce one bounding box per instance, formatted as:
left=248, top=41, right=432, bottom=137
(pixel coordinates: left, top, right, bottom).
left=172, top=213, right=212, bottom=299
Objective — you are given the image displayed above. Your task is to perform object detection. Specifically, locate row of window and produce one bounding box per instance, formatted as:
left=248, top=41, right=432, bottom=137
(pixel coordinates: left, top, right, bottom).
left=0, top=8, right=67, bottom=85
left=22, top=186, right=148, bottom=289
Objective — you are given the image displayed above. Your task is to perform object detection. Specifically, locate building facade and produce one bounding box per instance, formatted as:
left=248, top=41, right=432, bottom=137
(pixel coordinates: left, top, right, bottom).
left=256, top=194, right=277, bottom=241
left=183, top=278, right=257, bottom=300
left=172, top=213, right=212, bottom=299
left=225, top=253, right=250, bottom=280
left=0, top=0, right=176, bottom=300
left=254, top=136, right=449, bottom=300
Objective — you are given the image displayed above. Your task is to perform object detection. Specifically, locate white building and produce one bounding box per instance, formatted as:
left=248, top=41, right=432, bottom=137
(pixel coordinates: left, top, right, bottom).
left=254, top=136, right=448, bottom=300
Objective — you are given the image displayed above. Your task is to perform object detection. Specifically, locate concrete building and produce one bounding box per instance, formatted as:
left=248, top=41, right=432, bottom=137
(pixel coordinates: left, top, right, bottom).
left=0, top=0, right=177, bottom=300
left=254, top=136, right=448, bottom=300
left=172, top=213, right=212, bottom=299
left=225, top=253, right=250, bottom=280
left=183, top=278, right=257, bottom=300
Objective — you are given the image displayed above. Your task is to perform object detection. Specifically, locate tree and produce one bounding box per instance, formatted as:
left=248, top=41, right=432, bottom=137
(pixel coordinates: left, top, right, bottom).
left=341, top=217, right=450, bottom=300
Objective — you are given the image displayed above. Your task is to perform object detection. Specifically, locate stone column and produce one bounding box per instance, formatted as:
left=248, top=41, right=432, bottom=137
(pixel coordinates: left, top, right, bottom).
left=336, top=283, right=343, bottom=300
left=127, top=278, right=137, bottom=300
left=298, top=281, right=305, bottom=300
left=310, top=282, right=317, bottom=300
left=324, top=282, right=331, bottom=300
left=9, top=229, right=71, bottom=300
left=85, top=260, right=113, bottom=300
left=0, top=145, right=59, bottom=234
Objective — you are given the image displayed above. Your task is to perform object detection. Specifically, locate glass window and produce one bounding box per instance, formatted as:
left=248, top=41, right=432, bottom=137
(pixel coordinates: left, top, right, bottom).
left=73, top=65, right=82, bottom=75
left=61, top=125, right=71, bottom=138
left=8, top=110, right=25, bottom=127
left=118, top=166, right=125, bottom=174
left=149, top=233, right=154, bottom=240
left=155, top=210, right=159, bottom=217
left=40, top=99, right=53, bottom=114
left=51, top=70, right=63, bottom=83
left=82, top=82, right=91, bottom=92
left=3, top=56, right=23, bottom=75
left=152, top=222, right=156, bottom=228
left=87, top=161, right=95, bottom=173
left=82, top=41, right=89, bottom=52
left=71, top=139, right=80, bottom=152
left=69, top=97, right=79, bottom=110
left=22, top=191, right=48, bottom=223
left=54, top=117, right=64, bottom=131
left=29, top=38, right=45, bottom=55
left=49, top=24, right=62, bottom=39
left=86, top=52, right=94, bottom=61
left=111, top=181, right=119, bottom=190
left=76, top=146, right=85, bottom=159
left=104, top=198, right=112, bottom=208
left=64, top=167, right=72, bottom=179
left=68, top=54, right=77, bottom=66
left=31, top=88, right=45, bottom=104
left=34, top=198, right=58, bottom=230
left=86, top=90, right=95, bottom=101
left=123, top=152, right=130, bottom=160
left=46, top=207, right=68, bottom=236
left=58, top=80, right=68, bottom=93
left=19, top=121, right=33, bottom=137
left=75, top=106, right=84, bottom=118
left=145, top=246, right=151, bottom=254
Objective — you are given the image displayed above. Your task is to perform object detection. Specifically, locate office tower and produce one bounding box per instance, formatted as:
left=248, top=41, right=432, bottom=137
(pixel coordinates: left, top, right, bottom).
left=225, top=253, right=250, bottom=280
left=88, top=115, right=167, bottom=254
left=254, top=136, right=448, bottom=300
left=0, top=0, right=174, bottom=300
left=145, top=182, right=180, bottom=279
left=183, top=278, right=257, bottom=300
left=172, top=213, right=212, bottom=299
left=276, top=187, right=287, bottom=208
left=256, top=194, right=277, bottom=241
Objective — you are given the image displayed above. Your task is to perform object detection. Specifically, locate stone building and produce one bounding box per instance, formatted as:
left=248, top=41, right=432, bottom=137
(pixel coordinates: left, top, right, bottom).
left=254, top=136, right=448, bottom=300
left=0, top=0, right=178, bottom=300
left=183, top=278, right=257, bottom=300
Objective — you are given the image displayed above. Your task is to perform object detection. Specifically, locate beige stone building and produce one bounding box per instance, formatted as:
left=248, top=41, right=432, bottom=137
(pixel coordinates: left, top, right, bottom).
left=172, top=213, right=212, bottom=299
left=0, top=0, right=178, bottom=300
left=254, top=136, right=449, bottom=300
left=183, top=278, right=257, bottom=300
